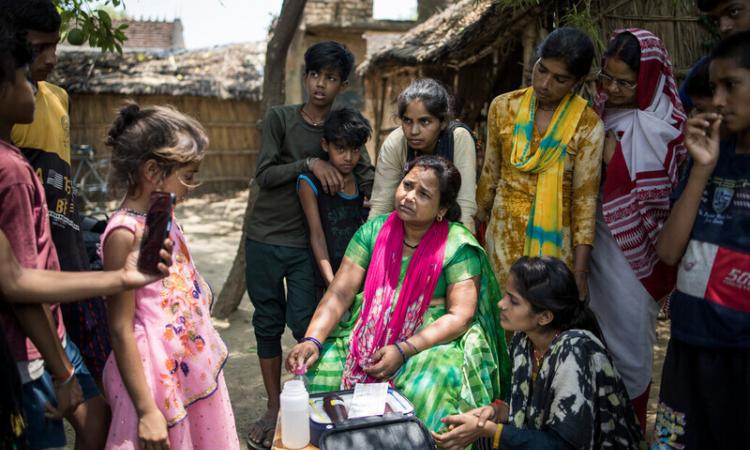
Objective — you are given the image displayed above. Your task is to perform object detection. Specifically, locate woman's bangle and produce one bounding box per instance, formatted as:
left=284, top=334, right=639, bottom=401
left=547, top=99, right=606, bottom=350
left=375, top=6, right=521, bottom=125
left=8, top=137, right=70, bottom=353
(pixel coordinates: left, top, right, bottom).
left=492, top=399, right=506, bottom=421
left=492, top=422, right=503, bottom=449
left=393, top=343, right=407, bottom=364
left=301, top=336, right=322, bottom=353
left=403, top=339, right=418, bottom=356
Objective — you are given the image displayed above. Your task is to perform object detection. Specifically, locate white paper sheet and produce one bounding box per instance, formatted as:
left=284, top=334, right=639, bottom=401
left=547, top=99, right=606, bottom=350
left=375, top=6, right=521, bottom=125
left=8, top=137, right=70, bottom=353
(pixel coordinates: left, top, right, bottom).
left=347, top=382, right=389, bottom=419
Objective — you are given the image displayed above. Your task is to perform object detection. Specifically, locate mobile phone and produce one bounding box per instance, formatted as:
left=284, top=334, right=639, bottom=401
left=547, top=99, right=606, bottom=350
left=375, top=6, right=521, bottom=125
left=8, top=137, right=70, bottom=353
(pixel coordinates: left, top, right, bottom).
left=137, top=192, right=176, bottom=275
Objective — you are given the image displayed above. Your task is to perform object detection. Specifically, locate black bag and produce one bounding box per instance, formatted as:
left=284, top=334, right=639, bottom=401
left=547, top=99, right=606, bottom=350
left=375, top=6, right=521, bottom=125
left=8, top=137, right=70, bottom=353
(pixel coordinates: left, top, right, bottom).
left=309, top=388, right=436, bottom=450
left=318, top=414, right=436, bottom=450
left=80, top=214, right=108, bottom=270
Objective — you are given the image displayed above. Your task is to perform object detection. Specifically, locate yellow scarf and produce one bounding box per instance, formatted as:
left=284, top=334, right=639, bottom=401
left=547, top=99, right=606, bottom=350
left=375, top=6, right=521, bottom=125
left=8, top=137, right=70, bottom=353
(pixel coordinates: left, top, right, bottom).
left=510, top=87, right=588, bottom=257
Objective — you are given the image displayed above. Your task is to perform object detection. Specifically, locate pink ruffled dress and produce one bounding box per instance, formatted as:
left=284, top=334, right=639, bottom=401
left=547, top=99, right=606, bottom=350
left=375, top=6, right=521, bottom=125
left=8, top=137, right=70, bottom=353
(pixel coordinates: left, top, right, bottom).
left=101, top=210, right=239, bottom=449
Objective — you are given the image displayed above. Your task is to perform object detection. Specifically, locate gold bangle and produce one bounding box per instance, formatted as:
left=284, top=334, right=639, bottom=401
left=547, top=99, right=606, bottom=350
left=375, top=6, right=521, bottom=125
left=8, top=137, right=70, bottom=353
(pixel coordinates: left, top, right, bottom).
left=492, top=422, right=503, bottom=449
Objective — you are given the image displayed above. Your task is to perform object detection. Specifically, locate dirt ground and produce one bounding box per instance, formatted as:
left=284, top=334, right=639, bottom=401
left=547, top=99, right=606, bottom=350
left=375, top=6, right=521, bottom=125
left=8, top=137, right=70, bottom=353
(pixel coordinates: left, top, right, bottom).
left=62, top=190, right=669, bottom=448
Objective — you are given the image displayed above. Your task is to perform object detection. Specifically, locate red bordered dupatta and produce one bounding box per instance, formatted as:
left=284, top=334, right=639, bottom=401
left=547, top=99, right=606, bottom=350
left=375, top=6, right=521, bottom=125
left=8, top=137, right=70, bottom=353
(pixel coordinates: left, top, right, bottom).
left=594, top=28, right=687, bottom=300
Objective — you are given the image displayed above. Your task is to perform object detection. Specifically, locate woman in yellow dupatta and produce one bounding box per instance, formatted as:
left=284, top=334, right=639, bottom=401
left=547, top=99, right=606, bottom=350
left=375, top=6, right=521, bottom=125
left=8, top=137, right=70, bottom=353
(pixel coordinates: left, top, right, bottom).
left=477, top=27, right=604, bottom=300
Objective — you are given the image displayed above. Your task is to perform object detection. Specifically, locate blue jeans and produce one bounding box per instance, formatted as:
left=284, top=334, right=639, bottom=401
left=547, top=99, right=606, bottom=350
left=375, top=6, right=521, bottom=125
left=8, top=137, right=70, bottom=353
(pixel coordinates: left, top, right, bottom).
left=22, top=335, right=100, bottom=449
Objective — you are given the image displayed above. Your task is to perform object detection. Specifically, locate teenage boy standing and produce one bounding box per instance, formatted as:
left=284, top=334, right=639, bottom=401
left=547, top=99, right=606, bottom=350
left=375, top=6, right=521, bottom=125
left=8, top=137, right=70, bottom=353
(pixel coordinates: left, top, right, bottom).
left=245, top=41, right=373, bottom=449
left=653, top=32, right=750, bottom=449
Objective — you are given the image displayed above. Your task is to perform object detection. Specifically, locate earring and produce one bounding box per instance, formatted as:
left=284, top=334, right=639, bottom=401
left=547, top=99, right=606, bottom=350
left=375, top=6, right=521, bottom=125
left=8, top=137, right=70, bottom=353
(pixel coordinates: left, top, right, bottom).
left=437, top=214, right=444, bottom=222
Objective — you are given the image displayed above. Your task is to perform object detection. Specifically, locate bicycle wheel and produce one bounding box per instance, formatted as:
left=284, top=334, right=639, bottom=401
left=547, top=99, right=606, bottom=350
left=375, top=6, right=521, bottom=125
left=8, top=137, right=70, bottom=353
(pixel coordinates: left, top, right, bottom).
left=77, top=159, right=111, bottom=214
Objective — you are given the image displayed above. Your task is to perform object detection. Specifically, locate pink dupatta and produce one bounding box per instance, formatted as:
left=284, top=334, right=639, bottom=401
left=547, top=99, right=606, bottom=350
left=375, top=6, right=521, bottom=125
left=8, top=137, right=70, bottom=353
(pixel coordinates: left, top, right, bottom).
left=342, top=212, right=449, bottom=387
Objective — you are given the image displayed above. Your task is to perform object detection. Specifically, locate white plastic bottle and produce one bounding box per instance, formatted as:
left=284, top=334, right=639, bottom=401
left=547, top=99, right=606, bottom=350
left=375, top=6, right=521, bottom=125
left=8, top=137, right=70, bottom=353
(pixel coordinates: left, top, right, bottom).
left=280, top=379, right=310, bottom=449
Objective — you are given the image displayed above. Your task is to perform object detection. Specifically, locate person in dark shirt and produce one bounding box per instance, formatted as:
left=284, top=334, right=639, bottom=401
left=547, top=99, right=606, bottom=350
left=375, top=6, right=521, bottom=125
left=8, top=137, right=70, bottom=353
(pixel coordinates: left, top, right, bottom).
left=680, top=0, right=750, bottom=111
left=683, top=58, right=716, bottom=115
left=653, top=31, right=750, bottom=449
left=297, top=107, right=371, bottom=300
left=244, top=41, right=374, bottom=449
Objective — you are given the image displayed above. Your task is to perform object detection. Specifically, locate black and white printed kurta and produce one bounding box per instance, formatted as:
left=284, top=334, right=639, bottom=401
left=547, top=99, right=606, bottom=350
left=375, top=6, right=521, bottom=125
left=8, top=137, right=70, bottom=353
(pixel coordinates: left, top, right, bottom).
left=507, top=329, right=646, bottom=449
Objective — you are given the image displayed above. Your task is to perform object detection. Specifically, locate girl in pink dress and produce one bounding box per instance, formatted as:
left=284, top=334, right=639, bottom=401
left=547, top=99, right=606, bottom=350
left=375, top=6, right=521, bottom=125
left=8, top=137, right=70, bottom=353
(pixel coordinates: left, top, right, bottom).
left=100, top=103, right=239, bottom=450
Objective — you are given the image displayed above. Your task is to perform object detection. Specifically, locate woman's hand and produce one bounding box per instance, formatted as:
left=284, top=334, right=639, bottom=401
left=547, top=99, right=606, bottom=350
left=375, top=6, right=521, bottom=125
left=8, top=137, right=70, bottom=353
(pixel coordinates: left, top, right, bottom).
left=685, top=113, right=722, bottom=170
left=574, top=270, right=588, bottom=302
left=138, top=408, right=170, bottom=450
left=573, top=245, right=591, bottom=302
left=285, top=341, right=320, bottom=373
left=464, top=401, right=509, bottom=427
left=363, top=345, right=404, bottom=380
left=431, top=411, right=495, bottom=450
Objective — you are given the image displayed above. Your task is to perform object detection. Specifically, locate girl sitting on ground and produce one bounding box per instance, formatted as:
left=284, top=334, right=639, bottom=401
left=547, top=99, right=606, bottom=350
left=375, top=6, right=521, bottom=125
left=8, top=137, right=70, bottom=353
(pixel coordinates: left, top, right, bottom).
left=434, top=257, right=644, bottom=450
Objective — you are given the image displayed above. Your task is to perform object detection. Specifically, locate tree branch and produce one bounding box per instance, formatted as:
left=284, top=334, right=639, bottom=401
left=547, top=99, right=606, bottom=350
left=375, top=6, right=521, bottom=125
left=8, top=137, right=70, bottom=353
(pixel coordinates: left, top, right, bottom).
left=212, top=0, right=308, bottom=319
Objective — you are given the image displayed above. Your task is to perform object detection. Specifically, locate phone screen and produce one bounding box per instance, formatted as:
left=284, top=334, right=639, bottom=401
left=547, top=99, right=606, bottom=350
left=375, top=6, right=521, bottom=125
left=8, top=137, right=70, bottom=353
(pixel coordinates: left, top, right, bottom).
left=137, top=192, right=176, bottom=274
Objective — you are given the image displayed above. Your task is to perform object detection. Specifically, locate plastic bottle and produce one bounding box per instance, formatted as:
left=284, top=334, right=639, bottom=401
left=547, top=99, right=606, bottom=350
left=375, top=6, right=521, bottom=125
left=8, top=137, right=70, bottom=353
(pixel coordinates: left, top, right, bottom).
left=293, top=364, right=308, bottom=388
left=280, top=379, right=310, bottom=449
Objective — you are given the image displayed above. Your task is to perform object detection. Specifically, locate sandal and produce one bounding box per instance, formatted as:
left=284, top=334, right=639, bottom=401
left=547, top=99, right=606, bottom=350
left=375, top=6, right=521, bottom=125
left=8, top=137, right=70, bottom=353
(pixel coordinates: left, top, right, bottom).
left=246, top=416, right=276, bottom=450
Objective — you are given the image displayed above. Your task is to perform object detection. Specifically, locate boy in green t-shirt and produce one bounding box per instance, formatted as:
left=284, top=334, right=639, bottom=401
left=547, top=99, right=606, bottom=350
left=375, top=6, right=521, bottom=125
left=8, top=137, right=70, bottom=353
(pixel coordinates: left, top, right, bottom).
left=245, top=41, right=373, bottom=449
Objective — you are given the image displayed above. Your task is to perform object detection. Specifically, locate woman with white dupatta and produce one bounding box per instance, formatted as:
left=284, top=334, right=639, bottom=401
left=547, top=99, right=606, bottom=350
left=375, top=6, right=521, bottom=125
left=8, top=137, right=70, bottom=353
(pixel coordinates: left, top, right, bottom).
left=588, top=28, right=687, bottom=432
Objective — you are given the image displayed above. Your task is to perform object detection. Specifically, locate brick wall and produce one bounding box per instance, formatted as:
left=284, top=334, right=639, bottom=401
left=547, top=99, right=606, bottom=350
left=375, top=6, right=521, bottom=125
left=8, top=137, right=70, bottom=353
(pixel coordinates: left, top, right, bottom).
left=304, top=0, right=374, bottom=26
left=114, top=19, right=184, bottom=50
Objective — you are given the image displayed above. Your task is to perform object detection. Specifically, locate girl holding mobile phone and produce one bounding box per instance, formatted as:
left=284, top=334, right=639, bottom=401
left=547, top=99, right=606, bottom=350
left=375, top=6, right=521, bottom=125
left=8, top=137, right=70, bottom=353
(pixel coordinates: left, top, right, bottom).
left=100, top=103, right=239, bottom=450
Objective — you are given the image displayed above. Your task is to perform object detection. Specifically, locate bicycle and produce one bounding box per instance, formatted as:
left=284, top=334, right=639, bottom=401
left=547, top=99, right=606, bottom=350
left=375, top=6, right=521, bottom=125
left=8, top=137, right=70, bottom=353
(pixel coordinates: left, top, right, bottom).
left=71, top=144, right=111, bottom=214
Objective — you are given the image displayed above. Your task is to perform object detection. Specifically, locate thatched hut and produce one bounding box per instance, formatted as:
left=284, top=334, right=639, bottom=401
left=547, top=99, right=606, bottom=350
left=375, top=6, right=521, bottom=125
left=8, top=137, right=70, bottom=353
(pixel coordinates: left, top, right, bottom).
left=358, top=0, right=712, bottom=158
left=50, top=42, right=265, bottom=192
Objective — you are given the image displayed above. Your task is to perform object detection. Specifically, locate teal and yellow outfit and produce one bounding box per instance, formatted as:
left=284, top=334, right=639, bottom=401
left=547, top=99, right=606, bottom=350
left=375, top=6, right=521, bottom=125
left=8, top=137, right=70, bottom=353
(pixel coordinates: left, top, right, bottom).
left=11, top=81, right=111, bottom=379
left=307, top=214, right=511, bottom=432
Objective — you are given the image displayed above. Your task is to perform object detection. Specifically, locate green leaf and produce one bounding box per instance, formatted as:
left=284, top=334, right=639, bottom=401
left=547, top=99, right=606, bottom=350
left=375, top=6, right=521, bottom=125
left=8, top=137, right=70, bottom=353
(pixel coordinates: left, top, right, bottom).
left=97, top=10, right=112, bottom=28
left=53, top=0, right=128, bottom=52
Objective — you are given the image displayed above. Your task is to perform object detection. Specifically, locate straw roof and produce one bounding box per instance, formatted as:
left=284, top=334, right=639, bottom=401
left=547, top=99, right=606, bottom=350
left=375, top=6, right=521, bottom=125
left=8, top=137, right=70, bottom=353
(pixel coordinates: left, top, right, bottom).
left=50, top=42, right=264, bottom=101
left=358, top=0, right=709, bottom=76
left=358, top=0, right=544, bottom=74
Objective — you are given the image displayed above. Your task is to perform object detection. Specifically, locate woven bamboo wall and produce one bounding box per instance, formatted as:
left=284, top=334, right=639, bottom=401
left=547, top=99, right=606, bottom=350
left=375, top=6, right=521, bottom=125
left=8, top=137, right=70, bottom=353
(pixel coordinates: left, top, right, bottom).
left=69, top=94, right=261, bottom=193
left=596, top=0, right=711, bottom=76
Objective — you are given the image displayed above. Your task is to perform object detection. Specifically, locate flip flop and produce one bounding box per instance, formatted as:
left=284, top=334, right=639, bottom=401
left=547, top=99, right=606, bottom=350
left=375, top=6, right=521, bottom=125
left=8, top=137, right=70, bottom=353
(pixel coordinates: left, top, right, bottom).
left=246, top=416, right=276, bottom=450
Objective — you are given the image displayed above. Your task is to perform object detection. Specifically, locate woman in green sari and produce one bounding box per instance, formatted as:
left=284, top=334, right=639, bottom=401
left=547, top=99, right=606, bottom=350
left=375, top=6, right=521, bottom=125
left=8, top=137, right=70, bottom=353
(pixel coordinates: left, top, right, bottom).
left=286, top=155, right=510, bottom=431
